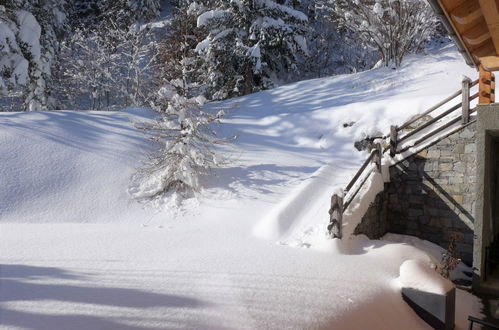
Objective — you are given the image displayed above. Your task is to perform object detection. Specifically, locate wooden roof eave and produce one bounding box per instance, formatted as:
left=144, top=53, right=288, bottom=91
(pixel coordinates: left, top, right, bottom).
left=427, top=0, right=477, bottom=68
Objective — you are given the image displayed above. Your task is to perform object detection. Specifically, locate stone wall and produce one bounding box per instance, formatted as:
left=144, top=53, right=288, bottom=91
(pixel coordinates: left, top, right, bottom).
left=355, top=123, right=477, bottom=264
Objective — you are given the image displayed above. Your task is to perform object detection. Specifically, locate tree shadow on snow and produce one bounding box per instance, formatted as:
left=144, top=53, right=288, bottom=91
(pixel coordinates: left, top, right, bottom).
left=0, top=264, right=210, bottom=330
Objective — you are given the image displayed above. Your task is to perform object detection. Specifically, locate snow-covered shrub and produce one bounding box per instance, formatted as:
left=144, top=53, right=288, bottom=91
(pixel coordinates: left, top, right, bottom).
left=195, top=0, right=309, bottom=100
left=132, top=82, right=225, bottom=198
left=331, top=0, right=437, bottom=68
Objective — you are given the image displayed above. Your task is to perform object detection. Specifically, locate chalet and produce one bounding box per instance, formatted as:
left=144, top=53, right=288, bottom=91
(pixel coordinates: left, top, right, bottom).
left=428, top=0, right=499, bottom=295
left=329, top=0, right=499, bottom=300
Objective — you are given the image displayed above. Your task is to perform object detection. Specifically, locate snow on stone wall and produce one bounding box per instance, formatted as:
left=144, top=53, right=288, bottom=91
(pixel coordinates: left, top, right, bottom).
left=355, top=123, right=477, bottom=264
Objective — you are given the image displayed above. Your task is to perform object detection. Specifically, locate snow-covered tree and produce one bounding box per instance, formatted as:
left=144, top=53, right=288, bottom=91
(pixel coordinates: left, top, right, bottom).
left=55, top=24, right=157, bottom=110
left=0, top=6, right=30, bottom=97
left=0, top=1, right=68, bottom=110
left=295, top=0, right=377, bottom=78
left=22, top=0, right=68, bottom=110
left=155, top=1, right=208, bottom=97
left=195, top=0, right=309, bottom=100
left=331, top=0, right=437, bottom=68
left=70, top=0, right=160, bottom=31
left=131, top=81, right=225, bottom=198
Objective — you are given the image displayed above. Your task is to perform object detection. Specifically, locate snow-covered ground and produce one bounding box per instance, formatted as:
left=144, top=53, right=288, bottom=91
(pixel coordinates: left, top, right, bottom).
left=0, top=45, right=483, bottom=329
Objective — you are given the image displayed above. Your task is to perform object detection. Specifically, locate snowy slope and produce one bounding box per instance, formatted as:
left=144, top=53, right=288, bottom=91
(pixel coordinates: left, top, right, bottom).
left=0, top=44, right=483, bottom=329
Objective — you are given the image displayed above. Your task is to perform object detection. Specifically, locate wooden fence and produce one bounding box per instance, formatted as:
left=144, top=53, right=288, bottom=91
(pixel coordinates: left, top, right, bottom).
left=328, top=76, right=480, bottom=238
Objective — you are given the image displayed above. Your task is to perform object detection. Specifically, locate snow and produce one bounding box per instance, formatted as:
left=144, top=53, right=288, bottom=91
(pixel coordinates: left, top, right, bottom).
left=397, top=259, right=454, bottom=295
left=197, top=10, right=229, bottom=27
left=0, top=44, right=484, bottom=329
left=16, top=11, right=41, bottom=69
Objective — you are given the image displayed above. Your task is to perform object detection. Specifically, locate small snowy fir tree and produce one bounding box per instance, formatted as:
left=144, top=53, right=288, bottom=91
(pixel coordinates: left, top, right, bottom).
left=195, top=0, right=309, bottom=100
left=331, top=0, right=436, bottom=68
left=131, top=81, right=225, bottom=198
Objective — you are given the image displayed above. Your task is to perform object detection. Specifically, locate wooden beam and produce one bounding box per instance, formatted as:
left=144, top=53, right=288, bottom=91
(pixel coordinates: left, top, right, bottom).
left=462, top=21, right=490, bottom=46
left=441, top=0, right=468, bottom=13
left=479, top=64, right=494, bottom=104
left=451, top=0, right=482, bottom=25
left=478, top=0, right=499, bottom=54
left=436, top=0, right=479, bottom=67
left=471, top=41, right=496, bottom=60
left=480, top=56, right=499, bottom=71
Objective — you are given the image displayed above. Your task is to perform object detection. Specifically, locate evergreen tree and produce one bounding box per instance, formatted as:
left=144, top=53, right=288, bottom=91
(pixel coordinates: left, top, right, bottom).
left=0, top=0, right=68, bottom=110
left=156, top=0, right=208, bottom=98
left=195, top=0, right=309, bottom=100
left=131, top=81, right=225, bottom=198
left=70, top=0, right=160, bottom=31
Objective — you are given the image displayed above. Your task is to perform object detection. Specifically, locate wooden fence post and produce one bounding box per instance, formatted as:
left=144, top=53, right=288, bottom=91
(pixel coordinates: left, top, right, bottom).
left=374, top=143, right=382, bottom=172
left=390, top=125, right=398, bottom=157
left=328, top=194, right=343, bottom=239
left=462, top=76, right=471, bottom=124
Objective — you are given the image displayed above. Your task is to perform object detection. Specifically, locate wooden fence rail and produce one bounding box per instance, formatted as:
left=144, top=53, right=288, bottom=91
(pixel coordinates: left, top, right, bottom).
left=328, top=144, right=382, bottom=238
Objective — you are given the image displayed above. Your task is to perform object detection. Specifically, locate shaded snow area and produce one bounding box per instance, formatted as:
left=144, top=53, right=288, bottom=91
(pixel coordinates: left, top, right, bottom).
left=0, top=45, right=483, bottom=329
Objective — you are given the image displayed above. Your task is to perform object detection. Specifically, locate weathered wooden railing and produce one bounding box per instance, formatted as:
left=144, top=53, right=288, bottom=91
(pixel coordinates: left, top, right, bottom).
left=328, top=76, right=481, bottom=238
left=390, top=77, right=479, bottom=156
left=328, top=143, right=382, bottom=238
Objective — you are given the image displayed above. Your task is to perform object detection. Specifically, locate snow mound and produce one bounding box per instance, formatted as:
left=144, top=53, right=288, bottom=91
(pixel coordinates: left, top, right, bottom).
left=398, top=259, right=454, bottom=295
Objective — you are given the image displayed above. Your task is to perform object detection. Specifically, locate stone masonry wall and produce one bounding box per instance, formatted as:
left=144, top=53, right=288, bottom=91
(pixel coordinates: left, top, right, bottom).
left=355, top=123, right=477, bottom=264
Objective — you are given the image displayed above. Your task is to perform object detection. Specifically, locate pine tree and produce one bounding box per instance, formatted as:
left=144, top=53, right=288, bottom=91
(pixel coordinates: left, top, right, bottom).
left=156, top=0, right=208, bottom=97
left=0, top=5, right=29, bottom=97
left=0, top=0, right=68, bottom=111
left=195, top=0, right=309, bottom=100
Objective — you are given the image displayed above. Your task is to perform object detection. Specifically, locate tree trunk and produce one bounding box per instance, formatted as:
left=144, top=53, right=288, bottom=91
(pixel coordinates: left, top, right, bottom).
left=244, top=63, right=254, bottom=95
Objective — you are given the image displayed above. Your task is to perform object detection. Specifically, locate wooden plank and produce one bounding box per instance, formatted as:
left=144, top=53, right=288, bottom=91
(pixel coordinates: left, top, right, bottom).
left=479, top=0, right=499, bottom=54
left=398, top=103, right=462, bottom=143
left=451, top=0, right=482, bottom=25
left=479, top=55, right=499, bottom=70
left=398, top=116, right=462, bottom=154
left=441, top=0, right=468, bottom=13
left=345, top=151, right=376, bottom=192
left=462, top=21, right=490, bottom=46
left=343, top=170, right=373, bottom=213
left=436, top=0, right=478, bottom=67
left=398, top=89, right=462, bottom=131
left=472, top=42, right=496, bottom=63
left=462, top=76, right=471, bottom=124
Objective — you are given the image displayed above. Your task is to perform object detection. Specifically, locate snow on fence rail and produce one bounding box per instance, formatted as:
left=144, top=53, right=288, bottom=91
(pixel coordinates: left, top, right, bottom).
left=328, top=76, right=482, bottom=239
